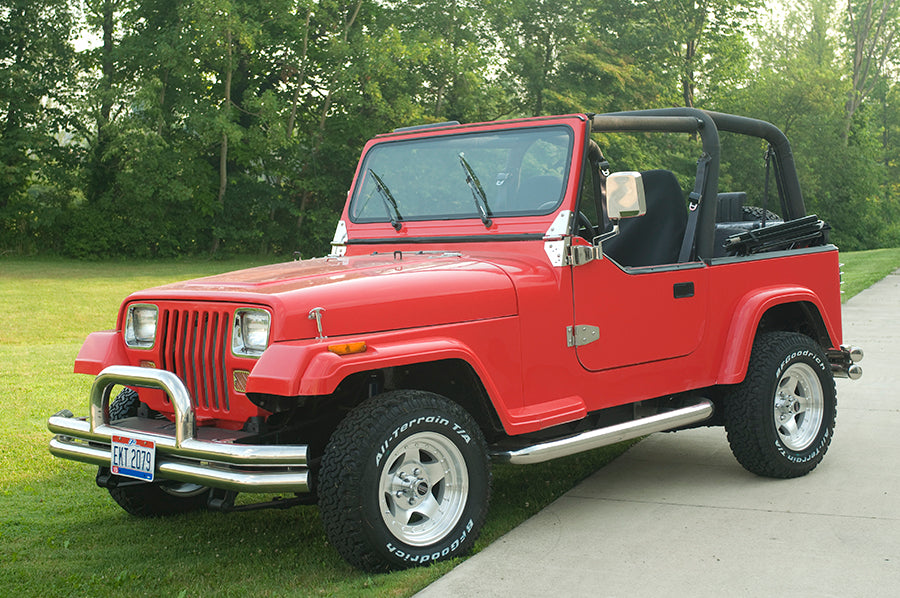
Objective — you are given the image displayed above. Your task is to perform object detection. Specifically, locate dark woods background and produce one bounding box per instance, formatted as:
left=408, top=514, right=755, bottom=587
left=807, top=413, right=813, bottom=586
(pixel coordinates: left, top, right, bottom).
left=2, top=0, right=899, bottom=258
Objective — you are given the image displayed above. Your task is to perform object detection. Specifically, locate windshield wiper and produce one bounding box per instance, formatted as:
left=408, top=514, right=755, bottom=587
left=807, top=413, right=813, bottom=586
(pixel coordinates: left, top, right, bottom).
left=458, top=152, right=492, bottom=228
left=368, top=169, right=403, bottom=231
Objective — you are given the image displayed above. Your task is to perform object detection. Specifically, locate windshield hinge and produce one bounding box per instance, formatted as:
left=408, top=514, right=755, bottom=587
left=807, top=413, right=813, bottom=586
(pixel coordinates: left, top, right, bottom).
left=567, top=325, right=600, bottom=347
left=566, top=242, right=599, bottom=266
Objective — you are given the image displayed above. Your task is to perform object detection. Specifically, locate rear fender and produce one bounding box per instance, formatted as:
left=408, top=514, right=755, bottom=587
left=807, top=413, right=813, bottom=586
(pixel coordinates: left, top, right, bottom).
left=718, top=286, right=838, bottom=384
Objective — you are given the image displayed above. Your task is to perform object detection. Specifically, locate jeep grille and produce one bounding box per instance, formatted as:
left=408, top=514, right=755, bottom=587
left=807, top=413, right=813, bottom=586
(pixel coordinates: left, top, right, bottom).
left=159, top=307, right=231, bottom=413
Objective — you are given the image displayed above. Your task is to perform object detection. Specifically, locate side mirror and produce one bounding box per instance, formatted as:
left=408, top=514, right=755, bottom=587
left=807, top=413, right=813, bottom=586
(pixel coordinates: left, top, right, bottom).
left=606, top=172, right=646, bottom=220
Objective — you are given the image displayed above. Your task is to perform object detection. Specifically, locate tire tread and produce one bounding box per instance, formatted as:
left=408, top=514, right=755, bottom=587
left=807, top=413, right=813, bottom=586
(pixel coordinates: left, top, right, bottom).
left=723, top=331, right=836, bottom=478
left=318, top=390, right=490, bottom=571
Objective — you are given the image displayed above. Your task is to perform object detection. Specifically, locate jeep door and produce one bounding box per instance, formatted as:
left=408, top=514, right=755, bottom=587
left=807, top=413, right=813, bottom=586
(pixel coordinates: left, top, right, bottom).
left=570, top=258, right=708, bottom=371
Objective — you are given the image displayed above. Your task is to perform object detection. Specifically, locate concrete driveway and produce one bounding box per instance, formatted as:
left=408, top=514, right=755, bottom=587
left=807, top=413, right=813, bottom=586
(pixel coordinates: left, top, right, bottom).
left=417, top=270, right=900, bottom=597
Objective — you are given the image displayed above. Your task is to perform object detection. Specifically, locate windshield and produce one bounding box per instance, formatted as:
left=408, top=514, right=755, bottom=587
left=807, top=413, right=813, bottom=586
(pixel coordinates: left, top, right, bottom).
left=350, top=125, right=574, bottom=224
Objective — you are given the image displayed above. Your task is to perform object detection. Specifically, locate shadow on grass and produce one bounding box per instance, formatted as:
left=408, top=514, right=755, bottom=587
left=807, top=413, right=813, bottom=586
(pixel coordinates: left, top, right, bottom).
left=1, top=441, right=636, bottom=598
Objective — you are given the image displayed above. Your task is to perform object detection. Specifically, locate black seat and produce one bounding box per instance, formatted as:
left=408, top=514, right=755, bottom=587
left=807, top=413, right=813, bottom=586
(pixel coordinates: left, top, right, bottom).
left=603, top=169, right=687, bottom=267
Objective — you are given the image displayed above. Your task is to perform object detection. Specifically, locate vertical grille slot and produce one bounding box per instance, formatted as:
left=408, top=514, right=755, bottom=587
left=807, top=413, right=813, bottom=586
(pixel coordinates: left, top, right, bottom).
left=158, top=307, right=231, bottom=415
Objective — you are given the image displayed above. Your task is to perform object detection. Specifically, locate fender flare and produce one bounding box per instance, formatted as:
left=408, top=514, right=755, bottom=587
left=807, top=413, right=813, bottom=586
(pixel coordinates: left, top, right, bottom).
left=718, top=286, right=837, bottom=384
left=74, top=331, right=130, bottom=375
left=245, top=335, right=506, bottom=405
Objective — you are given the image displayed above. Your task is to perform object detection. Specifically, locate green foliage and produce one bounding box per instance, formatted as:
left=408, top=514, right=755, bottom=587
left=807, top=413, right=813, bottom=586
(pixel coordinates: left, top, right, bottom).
left=1, top=0, right=899, bottom=256
left=0, top=0, right=79, bottom=254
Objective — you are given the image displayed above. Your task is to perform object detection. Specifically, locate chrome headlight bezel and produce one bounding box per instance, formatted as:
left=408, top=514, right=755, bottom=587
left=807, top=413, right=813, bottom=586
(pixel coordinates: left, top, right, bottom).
left=124, top=303, right=159, bottom=349
left=232, top=308, right=271, bottom=358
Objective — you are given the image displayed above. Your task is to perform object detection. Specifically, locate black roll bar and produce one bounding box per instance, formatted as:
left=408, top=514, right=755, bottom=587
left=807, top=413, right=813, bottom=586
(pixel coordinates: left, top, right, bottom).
left=590, top=108, right=806, bottom=261
left=591, top=108, right=719, bottom=260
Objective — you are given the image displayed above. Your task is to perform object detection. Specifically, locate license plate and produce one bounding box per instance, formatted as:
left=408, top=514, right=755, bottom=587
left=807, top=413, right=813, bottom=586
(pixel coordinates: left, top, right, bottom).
left=111, top=434, right=156, bottom=482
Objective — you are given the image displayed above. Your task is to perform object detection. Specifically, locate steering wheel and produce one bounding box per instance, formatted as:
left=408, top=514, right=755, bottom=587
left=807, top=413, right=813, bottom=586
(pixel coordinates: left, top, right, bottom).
left=576, top=211, right=596, bottom=240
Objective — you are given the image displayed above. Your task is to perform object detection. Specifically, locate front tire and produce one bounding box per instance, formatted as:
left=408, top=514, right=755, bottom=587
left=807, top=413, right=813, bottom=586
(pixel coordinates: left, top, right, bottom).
left=108, top=388, right=140, bottom=421
left=724, top=332, right=836, bottom=478
left=318, top=390, right=491, bottom=571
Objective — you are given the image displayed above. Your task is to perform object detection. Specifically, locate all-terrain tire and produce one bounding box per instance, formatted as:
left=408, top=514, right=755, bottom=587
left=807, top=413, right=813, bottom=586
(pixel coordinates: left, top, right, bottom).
left=742, top=205, right=782, bottom=223
left=108, top=388, right=140, bottom=421
left=318, top=390, right=491, bottom=571
left=723, top=331, right=836, bottom=478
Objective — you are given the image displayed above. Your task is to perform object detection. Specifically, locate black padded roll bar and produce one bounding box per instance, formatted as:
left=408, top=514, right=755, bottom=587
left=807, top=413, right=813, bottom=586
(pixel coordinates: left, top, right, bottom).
left=590, top=108, right=806, bottom=261
left=703, top=111, right=805, bottom=221
left=591, top=108, right=720, bottom=261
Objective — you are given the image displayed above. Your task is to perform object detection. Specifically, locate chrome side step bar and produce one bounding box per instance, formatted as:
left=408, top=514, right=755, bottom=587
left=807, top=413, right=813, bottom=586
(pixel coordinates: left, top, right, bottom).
left=490, top=399, right=714, bottom=465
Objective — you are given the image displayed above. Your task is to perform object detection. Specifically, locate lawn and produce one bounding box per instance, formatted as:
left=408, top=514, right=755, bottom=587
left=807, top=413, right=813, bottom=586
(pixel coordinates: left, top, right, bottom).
left=1, top=249, right=896, bottom=597
left=837, top=247, right=900, bottom=300
left=0, top=257, right=634, bottom=597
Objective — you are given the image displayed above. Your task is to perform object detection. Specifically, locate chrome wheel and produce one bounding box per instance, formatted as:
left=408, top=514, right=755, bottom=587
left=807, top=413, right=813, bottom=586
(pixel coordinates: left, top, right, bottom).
left=724, top=332, right=836, bottom=478
left=773, top=362, right=825, bottom=451
left=378, top=431, right=469, bottom=547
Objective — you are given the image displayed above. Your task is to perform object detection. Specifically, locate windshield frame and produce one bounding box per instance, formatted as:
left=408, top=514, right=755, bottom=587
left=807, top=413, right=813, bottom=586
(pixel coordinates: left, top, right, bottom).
left=347, top=124, right=576, bottom=226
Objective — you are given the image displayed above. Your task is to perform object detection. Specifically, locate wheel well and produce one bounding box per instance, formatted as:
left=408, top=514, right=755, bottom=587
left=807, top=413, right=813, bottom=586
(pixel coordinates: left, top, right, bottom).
left=381, top=359, right=505, bottom=440
left=756, top=301, right=831, bottom=348
left=253, top=358, right=505, bottom=465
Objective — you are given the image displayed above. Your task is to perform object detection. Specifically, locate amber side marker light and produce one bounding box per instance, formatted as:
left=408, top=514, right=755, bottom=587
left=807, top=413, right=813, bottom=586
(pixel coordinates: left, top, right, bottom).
left=328, top=342, right=367, bottom=356
left=233, top=370, right=250, bottom=393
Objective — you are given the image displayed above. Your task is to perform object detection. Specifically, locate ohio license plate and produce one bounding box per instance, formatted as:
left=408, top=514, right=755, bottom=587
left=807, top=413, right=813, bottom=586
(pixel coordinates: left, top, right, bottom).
left=111, top=434, right=156, bottom=482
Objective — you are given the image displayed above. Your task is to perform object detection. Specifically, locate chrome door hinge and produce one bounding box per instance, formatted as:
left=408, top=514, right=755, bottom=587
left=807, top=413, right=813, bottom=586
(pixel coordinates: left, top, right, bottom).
left=567, top=325, right=600, bottom=347
left=567, top=243, right=599, bottom=266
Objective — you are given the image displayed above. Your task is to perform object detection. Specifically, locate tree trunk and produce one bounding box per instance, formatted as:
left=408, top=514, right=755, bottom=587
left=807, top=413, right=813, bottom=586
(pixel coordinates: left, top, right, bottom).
left=212, top=28, right=234, bottom=254
left=844, top=0, right=898, bottom=144
left=296, top=0, right=363, bottom=234
left=286, top=7, right=313, bottom=140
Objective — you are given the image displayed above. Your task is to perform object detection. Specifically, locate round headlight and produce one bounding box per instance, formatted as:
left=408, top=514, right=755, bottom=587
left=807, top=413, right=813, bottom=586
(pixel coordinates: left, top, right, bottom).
left=233, top=309, right=270, bottom=356
left=124, top=304, right=158, bottom=348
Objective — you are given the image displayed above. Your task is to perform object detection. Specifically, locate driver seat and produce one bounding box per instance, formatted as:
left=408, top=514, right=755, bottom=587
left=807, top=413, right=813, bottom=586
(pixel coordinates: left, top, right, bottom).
left=602, top=169, right=687, bottom=267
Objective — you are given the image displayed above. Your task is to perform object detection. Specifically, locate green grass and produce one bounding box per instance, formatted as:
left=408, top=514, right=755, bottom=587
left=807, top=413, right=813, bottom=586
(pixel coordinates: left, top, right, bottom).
left=3, top=249, right=896, bottom=596
left=0, top=257, right=633, bottom=598
left=838, top=247, right=900, bottom=301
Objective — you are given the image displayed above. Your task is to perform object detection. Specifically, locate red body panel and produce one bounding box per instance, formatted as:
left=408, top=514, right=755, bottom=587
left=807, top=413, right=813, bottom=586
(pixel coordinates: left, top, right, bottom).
left=74, top=113, right=845, bottom=437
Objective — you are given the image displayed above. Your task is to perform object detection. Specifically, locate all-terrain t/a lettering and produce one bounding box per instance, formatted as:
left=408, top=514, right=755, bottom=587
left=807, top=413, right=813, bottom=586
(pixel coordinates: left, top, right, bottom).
left=48, top=108, right=862, bottom=571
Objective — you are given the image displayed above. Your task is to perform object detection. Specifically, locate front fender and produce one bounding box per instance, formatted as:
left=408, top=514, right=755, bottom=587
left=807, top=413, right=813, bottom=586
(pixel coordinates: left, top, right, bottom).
left=246, top=336, right=503, bottom=400
left=718, top=286, right=837, bottom=384
left=74, top=331, right=130, bottom=375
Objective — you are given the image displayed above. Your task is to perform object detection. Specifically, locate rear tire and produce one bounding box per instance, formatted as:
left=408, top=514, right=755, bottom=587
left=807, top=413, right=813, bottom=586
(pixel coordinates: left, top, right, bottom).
left=723, top=332, right=836, bottom=478
left=318, top=390, right=491, bottom=571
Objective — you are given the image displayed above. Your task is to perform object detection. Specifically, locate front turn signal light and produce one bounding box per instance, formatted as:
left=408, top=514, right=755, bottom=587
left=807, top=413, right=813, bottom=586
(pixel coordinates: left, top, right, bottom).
left=328, top=342, right=367, bottom=356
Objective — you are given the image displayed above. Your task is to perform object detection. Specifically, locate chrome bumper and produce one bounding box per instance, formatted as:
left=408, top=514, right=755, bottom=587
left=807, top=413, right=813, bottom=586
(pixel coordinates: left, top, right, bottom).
left=48, top=365, right=309, bottom=493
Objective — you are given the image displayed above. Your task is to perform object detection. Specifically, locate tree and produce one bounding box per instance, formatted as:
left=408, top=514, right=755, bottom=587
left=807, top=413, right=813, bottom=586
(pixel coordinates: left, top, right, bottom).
left=488, top=0, right=592, bottom=116
left=844, top=0, right=900, bottom=142
left=0, top=0, right=77, bottom=253
left=716, top=0, right=891, bottom=250
left=607, top=0, right=760, bottom=108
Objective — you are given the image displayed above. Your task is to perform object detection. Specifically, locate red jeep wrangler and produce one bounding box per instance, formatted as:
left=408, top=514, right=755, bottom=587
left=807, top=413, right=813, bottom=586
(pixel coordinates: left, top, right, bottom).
left=49, top=108, right=863, bottom=571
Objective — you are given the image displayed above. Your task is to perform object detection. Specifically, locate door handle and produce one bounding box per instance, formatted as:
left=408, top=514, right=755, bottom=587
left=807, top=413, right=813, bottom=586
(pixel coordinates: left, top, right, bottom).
left=673, top=282, right=695, bottom=299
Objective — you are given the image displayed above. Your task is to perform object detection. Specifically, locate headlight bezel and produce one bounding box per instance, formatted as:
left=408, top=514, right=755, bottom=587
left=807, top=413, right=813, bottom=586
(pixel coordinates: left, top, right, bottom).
left=124, top=303, right=159, bottom=349
left=232, top=308, right=271, bottom=358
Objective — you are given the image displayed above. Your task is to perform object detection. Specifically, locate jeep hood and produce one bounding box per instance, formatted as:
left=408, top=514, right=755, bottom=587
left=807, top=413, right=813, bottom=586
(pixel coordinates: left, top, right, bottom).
left=127, top=254, right=518, bottom=341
